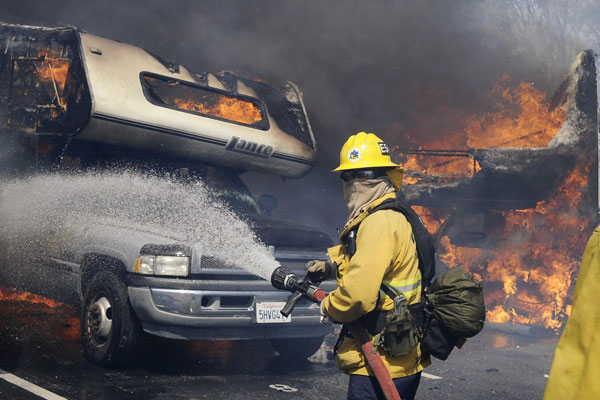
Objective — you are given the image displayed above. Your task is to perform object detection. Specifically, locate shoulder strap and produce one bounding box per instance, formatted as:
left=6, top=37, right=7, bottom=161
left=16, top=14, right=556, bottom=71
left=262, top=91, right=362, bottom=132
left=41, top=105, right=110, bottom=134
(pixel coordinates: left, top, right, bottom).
left=380, top=283, right=399, bottom=299
left=370, top=192, right=436, bottom=289
left=340, top=192, right=436, bottom=288
left=341, top=226, right=358, bottom=258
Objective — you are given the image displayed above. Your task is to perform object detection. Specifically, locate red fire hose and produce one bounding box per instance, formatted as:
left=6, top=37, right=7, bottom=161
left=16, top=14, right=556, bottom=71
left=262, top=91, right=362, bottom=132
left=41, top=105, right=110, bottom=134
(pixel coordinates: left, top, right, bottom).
left=312, top=289, right=402, bottom=400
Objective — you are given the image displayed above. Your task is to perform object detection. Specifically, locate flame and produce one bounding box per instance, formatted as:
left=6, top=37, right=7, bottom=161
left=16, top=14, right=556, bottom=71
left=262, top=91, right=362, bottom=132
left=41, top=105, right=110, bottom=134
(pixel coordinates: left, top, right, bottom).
left=0, top=286, right=80, bottom=343
left=398, top=134, right=476, bottom=181
left=465, top=76, right=565, bottom=149
left=174, top=94, right=262, bottom=126
left=398, top=78, right=590, bottom=333
left=397, top=78, right=565, bottom=183
left=412, top=206, right=446, bottom=235
left=143, top=75, right=263, bottom=126
left=434, top=159, right=590, bottom=333
left=0, top=286, right=64, bottom=309
left=35, top=49, right=70, bottom=103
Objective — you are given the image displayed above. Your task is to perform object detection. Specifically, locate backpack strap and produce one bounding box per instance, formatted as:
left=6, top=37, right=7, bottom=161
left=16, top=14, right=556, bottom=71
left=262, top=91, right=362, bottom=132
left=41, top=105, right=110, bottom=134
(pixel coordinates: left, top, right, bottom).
left=380, top=283, right=399, bottom=299
left=369, top=192, right=436, bottom=288
left=343, top=227, right=358, bottom=258
left=380, top=282, right=426, bottom=331
left=342, top=192, right=436, bottom=288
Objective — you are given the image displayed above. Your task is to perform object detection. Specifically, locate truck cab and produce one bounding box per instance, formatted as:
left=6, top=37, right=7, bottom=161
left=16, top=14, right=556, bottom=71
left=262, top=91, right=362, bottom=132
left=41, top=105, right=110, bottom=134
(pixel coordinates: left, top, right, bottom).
left=0, top=23, right=334, bottom=366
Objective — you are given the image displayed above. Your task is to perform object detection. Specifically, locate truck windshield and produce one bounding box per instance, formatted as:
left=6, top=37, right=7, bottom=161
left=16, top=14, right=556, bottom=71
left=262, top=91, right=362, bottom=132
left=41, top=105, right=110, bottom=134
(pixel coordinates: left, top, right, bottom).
left=202, top=169, right=262, bottom=215
left=141, top=72, right=268, bottom=129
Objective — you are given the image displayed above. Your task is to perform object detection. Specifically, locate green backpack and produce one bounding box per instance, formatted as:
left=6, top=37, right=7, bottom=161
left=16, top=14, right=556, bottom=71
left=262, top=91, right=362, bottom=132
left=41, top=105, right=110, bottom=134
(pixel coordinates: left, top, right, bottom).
left=421, top=267, right=486, bottom=360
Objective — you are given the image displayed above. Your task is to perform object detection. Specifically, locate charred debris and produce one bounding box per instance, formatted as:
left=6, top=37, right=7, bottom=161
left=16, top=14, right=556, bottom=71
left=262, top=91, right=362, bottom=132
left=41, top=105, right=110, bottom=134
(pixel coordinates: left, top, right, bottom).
left=399, top=50, right=598, bottom=248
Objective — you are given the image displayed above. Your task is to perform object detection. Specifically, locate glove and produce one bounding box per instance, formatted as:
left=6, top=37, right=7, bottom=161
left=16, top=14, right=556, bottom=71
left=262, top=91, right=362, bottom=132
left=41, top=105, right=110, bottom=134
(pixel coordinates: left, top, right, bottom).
left=305, top=260, right=335, bottom=283
left=319, top=300, right=329, bottom=323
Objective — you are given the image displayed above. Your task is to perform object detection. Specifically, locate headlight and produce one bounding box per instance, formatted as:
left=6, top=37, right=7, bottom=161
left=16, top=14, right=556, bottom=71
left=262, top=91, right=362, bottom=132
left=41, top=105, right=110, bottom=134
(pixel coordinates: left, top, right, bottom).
left=155, top=256, right=189, bottom=276
left=134, top=255, right=189, bottom=277
left=138, top=255, right=155, bottom=275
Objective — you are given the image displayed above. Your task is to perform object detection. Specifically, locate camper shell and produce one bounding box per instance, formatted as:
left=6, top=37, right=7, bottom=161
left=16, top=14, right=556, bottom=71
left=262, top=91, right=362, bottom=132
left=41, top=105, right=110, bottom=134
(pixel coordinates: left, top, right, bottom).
left=0, top=23, right=316, bottom=177
left=0, top=23, right=332, bottom=367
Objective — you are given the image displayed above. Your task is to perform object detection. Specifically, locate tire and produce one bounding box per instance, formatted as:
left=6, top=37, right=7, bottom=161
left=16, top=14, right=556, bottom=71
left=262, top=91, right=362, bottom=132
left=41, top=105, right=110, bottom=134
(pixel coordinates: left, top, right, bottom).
left=81, top=270, right=140, bottom=367
left=270, top=336, right=325, bottom=360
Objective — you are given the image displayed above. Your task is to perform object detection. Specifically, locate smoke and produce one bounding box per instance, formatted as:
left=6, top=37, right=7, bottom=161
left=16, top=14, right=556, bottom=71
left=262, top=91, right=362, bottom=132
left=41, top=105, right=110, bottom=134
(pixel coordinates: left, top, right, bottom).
left=0, top=171, right=279, bottom=280
left=2, top=0, right=599, bottom=235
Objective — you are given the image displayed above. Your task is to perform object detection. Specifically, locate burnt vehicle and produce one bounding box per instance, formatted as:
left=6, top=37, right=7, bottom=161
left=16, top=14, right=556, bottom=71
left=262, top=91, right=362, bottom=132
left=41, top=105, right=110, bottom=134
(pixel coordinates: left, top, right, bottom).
left=0, top=23, right=333, bottom=366
left=399, top=50, right=598, bottom=248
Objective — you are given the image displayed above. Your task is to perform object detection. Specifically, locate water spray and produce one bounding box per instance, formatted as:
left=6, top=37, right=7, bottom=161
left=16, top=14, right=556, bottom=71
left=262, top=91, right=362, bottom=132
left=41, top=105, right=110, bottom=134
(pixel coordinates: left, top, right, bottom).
left=0, top=171, right=280, bottom=280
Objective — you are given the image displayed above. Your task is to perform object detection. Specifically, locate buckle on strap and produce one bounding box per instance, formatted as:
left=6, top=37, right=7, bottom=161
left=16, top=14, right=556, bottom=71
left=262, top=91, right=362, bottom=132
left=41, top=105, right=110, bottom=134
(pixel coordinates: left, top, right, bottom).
left=371, top=332, right=384, bottom=354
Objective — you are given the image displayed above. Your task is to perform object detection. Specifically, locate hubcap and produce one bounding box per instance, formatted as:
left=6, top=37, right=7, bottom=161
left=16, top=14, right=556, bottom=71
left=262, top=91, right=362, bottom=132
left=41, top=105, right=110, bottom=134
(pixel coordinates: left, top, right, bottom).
left=87, top=296, right=113, bottom=345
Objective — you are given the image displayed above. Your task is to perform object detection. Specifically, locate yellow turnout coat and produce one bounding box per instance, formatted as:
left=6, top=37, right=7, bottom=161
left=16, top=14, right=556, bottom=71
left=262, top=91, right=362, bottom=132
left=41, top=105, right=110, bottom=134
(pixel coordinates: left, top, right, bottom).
left=321, top=192, right=431, bottom=378
left=544, top=225, right=600, bottom=399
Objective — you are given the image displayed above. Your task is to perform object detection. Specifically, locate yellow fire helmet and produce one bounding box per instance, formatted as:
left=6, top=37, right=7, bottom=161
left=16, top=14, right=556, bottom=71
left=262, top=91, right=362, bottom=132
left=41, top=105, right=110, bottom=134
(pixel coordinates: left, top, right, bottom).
left=333, top=132, right=405, bottom=190
left=333, top=132, right=397, bottom=171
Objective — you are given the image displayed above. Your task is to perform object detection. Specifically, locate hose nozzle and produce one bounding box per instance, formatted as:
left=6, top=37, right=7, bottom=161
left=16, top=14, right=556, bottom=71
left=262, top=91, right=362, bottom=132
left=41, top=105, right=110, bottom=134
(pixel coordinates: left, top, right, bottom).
left=271, top=266, right=322, bottom=317
left=271, top=266, right=298, bottom=291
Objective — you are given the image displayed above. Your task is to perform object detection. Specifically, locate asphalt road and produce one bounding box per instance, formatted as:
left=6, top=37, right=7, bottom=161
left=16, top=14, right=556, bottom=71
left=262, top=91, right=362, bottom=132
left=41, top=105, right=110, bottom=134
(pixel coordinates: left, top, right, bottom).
left=0, top=297, right=558, bottom=400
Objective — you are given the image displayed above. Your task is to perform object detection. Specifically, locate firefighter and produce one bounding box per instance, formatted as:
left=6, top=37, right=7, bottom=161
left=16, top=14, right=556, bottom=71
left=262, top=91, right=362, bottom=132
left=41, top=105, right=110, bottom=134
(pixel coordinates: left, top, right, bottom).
left=307, top=132, right=430, bottom=400
left=543, top=225, right=600, bottom=399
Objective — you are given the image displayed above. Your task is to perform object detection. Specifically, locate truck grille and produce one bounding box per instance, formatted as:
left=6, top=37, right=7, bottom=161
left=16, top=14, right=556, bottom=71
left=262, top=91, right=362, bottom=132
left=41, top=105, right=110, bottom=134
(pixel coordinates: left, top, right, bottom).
left=199, top=247, right=327, bottom=274
left=272, top=247, right=328, bottom=261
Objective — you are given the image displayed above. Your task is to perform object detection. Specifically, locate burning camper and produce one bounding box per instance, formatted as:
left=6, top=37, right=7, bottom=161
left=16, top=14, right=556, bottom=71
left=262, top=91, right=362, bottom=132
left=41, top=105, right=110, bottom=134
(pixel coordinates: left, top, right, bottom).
left=0, top=23, right=333, bottom=368
left=0, top=23, right=316, bottom=177
left=397, top=51, right=598, bottom=333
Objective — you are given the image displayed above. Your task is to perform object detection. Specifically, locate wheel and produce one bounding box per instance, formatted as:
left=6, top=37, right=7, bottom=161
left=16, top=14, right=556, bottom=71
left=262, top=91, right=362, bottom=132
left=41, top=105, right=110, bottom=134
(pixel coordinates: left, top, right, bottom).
left=81, top=270, right=140, bottom=367
left=270, top=336, right=325, bottom=360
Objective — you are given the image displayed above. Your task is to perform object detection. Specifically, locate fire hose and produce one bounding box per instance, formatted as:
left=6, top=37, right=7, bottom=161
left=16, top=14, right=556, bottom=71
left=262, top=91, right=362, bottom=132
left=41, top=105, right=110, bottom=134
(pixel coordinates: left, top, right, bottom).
left=271, top=266, right=402, bottom=400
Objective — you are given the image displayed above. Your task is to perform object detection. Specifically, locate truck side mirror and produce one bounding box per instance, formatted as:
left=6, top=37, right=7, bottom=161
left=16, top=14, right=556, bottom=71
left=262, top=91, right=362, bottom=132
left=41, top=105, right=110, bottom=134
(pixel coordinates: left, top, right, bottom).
left=259, top=194, right=278, bottom=215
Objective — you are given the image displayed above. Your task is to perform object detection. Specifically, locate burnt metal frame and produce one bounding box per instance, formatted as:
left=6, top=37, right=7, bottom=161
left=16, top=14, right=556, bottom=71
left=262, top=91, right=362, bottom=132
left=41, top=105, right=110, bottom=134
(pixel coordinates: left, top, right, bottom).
left=395, top=148, right=478, bottom=178
left=139, top=71, right=270, bottom=131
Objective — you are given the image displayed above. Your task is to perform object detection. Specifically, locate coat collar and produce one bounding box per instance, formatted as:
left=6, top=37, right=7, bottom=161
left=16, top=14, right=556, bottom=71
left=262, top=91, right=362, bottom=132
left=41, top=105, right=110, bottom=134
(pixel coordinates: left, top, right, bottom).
left=339, top=191, right=397, bottom=239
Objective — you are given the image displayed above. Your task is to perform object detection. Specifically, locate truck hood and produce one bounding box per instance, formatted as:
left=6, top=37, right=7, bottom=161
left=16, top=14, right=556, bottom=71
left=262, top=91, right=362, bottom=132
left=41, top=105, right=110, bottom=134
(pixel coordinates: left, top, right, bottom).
left=90, top=214, right=332, bottom=253
left=244, top=214, right=333, bottom=249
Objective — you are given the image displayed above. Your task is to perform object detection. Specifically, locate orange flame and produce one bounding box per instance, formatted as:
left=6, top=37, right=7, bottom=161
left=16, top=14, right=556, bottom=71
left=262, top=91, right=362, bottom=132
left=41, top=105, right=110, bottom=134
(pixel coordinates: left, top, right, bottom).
left=442, top=165, right=588, bottom=333
left=465, top=77, right=565, bottom=149
left=35, top=49, right=70, bottom=97
left=0, top=286, right=64, bottom=309
left=174, top=93, right=262, bottom=125
left=398, top=78, right=565, bottom=184
left=398, top=78, right=590, bottom=333
left=0, top=287, right=80, bottom=343
left=412, top=206, right=446, bottom=235
left=399, top=135, right=476, bottom=181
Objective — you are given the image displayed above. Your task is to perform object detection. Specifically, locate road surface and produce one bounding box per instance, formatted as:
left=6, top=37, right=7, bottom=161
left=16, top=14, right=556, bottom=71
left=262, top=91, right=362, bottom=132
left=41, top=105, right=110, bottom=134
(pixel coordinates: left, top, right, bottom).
left=0, top=296, right=557, bottom=399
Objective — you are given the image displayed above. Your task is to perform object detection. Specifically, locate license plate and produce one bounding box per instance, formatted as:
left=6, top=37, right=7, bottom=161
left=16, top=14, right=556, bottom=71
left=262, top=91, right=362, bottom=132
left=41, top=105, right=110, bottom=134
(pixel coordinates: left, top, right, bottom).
left=255, top=302, right=291, bottom=323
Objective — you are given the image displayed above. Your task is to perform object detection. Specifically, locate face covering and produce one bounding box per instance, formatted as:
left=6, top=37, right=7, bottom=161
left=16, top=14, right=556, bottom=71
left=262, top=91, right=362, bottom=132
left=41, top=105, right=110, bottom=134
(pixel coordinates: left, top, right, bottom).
left=343, top=175, right=394, bottom=225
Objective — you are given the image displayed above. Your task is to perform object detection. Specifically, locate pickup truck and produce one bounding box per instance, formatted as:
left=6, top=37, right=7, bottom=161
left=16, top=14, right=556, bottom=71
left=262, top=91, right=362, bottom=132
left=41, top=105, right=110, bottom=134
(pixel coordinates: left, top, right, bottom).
left=0, top=23, right=334, bottom=367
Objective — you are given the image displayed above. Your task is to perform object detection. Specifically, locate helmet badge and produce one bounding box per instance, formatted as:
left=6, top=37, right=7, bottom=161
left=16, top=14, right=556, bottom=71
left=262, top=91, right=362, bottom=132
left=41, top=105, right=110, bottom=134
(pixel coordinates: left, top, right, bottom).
left=378, top=142, right=390, bottom=155
left=348, top=148, right=362, bottom=162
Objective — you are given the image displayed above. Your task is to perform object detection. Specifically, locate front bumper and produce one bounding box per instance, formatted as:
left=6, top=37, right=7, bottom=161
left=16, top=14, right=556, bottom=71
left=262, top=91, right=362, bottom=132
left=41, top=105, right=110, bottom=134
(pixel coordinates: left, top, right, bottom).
left=127, top=274, right=335, bottom=340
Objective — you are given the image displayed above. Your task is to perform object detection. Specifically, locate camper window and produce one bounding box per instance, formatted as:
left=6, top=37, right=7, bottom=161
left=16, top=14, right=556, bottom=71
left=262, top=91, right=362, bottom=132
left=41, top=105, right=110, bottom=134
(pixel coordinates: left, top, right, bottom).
left=141, top=72, right=268, bottom=130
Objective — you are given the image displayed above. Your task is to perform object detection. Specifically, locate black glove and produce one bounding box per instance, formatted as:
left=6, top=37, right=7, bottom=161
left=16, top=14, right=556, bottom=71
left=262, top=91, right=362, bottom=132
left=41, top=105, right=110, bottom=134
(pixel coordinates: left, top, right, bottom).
left=305, top=260, right=335, bottom=283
